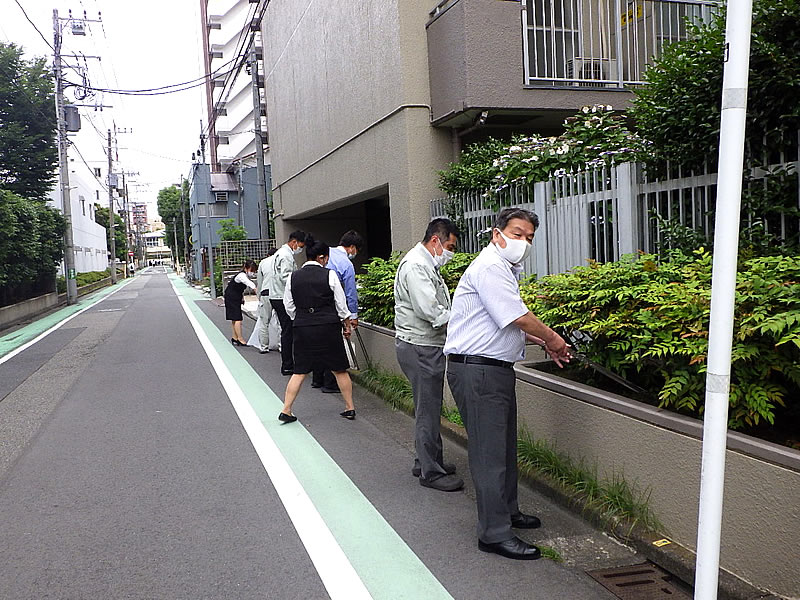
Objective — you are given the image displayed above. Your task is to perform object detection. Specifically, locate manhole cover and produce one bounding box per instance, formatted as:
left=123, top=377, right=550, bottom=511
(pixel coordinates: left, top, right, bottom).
left=587, top=562, right=692, bottom=599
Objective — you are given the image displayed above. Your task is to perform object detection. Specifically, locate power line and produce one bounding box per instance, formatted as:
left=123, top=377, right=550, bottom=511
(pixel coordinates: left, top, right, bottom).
left=11, top=0, right=54, bottom=50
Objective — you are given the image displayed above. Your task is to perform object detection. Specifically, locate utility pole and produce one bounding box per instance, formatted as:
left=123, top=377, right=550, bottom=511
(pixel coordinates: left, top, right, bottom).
left=693, top=1, right=753, bottom=598
left=180, top=175, right=189, bottom=278
left=53, top=10, right=78, bottom=304
left=122, top=172, right=132, bottom=276
left=206, top=212, right=216, bottom=300
left=249, top=38, right=269, bottom=240
left=107, top=129, right=117, bottom=284
left=172, top=218, right=179, bottom=272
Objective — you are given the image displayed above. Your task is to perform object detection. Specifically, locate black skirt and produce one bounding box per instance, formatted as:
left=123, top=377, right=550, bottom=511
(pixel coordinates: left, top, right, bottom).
left=224, top=297, right=243, bottom=321
left=292, top=322, right=349, bottom=374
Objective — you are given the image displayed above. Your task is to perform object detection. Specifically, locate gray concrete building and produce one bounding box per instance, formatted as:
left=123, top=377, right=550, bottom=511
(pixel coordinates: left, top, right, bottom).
left=262, top=0, right=713, bottom=254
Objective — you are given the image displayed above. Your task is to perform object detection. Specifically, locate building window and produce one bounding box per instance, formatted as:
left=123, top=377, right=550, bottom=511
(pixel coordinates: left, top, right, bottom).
left=94, top=167, right=102, bottom=178
left=197, top=203, right=208, bottom=217
left=80, top=195, right=86, bottom=216
left=210, top=203, right=228, bottom=217
left=215, top=192, right=228, bottom=203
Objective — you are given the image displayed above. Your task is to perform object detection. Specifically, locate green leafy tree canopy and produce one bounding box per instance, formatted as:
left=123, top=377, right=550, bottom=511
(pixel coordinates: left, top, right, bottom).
left=156, top=183, right=189, bottom=258
left=217, top=218, right=247, bottom=241
left=94, top=204, right=127, bottom=262
left=0, top=42, right=57, bottom=200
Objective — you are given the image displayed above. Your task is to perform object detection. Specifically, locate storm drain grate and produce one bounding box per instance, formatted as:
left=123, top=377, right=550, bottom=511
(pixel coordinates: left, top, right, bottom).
left=586, top=562, right=692, bottom=599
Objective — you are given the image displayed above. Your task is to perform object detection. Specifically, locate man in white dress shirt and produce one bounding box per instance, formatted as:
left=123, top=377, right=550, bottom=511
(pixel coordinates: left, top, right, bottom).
left=394, top=218, right=464, bottom=492
left=444, top=207, right=570, bottom=560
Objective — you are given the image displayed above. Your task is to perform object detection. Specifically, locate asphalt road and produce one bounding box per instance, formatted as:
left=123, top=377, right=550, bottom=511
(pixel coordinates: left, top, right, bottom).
left=0, top=271, right=640, bottom=599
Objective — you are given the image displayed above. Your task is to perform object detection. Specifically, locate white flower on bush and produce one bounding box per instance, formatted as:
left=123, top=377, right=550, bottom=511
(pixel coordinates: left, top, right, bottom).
left=582, top=106, right=590, bottom=114
left=509, top=145, right=523, bottom=154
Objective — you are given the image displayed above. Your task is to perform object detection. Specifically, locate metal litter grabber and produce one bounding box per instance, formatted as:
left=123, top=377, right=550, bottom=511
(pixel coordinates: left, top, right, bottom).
left=563, top=330, right=647, bottom=396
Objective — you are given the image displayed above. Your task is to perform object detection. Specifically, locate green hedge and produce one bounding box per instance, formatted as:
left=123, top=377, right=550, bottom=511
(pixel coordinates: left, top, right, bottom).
left=521, top=251, right=800, bottom=433
left=56, top=269, right=111, bottom=293
left=357, top=247, right=800, bottom=438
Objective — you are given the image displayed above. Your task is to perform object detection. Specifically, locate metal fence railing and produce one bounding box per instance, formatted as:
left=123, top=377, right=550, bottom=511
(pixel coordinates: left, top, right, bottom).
left=432, top=157, right=800, bottom=279
left=217, top=239, right=276, bottom=269
left=522, top=0, right=718, bottom=87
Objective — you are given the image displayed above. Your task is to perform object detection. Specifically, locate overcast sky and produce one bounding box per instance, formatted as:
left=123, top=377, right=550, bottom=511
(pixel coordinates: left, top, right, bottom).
left=0, top=0, right=208, bottom=219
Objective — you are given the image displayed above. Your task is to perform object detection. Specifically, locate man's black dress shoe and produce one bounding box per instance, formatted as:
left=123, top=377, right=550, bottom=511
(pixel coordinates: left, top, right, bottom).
left=511, top=513, right=542, bottom=529
left=478, top=537, right=541, bottom=560
left=311, top=382, right=322, bottom=388
left=412, top=462, right=456, bottom=478
left=278, top=412, right=297, bottom=423
left=321, top=386, right=341, bottom=394
left=281, top=369, right=293, bottom=376
left=259, top=349, right=269, bottom=354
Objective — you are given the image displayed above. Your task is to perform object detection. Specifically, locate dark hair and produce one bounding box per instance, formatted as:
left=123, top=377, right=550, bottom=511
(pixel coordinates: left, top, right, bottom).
left=242, top=259, right=257, bottom=271
left=304, top=235, right=329, bottom=261
left=494, top=208, right=539, bottom=231
left=266, top=247, right=278, bottom=257
left=288, top=230, right=307, bottom=243
left=423, top=218, right=460, bottom=244
left=339, top=230, right=364, bottom=250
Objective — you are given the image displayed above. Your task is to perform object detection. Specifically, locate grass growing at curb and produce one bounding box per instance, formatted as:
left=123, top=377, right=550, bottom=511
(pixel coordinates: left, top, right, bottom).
left=538, top=546, right=564, bottom=562
left=517, top=429, right=663, bottom=534
left=352, top=364, right=663, bottom=537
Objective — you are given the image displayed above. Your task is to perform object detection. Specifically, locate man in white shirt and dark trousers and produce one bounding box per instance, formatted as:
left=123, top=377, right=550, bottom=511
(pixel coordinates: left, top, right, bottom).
left=269, top=230, right=307, bottom=375
left=444, top=208, right=570, bottom=560
left=256, top=247, right=278, bottom=354
left=394, top=218, right=464, bottom=492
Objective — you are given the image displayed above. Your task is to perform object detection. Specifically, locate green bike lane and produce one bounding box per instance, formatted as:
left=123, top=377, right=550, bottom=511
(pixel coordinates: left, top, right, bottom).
left=0, top=278, right=133, bottom=364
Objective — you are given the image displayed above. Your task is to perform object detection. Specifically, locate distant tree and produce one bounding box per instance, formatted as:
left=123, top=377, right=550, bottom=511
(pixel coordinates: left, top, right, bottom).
left=94, top=204, right=127, bottom=262
left=156, top=183, right=189, bottom=258
left=217, top=218, right=247, bottom=241
left=0, top=42, right=58, bottom=200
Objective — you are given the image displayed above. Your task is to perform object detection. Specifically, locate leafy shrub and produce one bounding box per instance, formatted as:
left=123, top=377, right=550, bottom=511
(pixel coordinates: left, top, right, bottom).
left=56, top=269, right=112, bottom=293
left=357, top=252, right=477, bottom=328
left=521, top=251, right=800, bottom=431
left=630, top=0, right=800, bottom=170
left=438, top=105, right=650, bottom=196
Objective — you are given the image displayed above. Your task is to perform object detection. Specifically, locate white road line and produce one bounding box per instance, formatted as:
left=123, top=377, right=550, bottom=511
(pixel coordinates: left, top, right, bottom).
left=0, top=282, right=130, bottom=367
left=172, top=284, right=373, bottom=600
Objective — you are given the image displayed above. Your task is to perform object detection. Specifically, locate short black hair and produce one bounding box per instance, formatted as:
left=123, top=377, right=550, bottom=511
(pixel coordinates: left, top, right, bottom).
left=494, top=208, right=539, bottom=231
left=303, top=234, right=329, bottom=261
left=339, top=230, right=364, bottom=250
left=423, top=218, right=460, bottom=244
left=266, top=247, right=278, bottom=257
left=243, top=259, right=257, bottom=271
left=288, top=230, right=307, bottom=243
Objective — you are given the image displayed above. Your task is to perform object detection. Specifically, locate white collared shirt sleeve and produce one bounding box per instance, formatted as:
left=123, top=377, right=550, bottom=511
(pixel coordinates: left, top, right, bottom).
left=282, top=273, right=296, bottom=320
left=475, top=263, right=527, bottom=329
left=329, top=270, right=352, bottom=320
left=234, top=271, right=257, bottom=290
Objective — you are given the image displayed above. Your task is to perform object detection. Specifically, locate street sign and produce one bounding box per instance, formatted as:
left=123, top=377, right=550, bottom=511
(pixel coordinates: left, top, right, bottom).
left=67, top=268, right=76, bottom=279
left=128, top=251, right=134, bottom=257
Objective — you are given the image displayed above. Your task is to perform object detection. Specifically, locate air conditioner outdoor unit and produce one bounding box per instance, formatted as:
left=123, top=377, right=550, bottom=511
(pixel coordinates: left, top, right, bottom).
left=566, top=58, right=619, bottom=86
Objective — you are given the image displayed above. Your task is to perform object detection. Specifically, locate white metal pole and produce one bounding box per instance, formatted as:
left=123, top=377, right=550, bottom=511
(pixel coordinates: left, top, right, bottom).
left=693, top=1, right=752, bottom=598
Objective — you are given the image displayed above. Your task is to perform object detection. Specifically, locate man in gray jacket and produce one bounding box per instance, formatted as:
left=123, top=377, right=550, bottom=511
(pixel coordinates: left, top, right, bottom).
left=270, top=230, right=306, bottom=374
left=394, top=218, right=463, bottom=492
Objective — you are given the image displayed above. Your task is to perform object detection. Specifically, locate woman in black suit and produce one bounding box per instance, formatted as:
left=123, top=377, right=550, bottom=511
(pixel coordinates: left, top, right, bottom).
left=278, top=236, right=356, bottom=422
left=224, top=259, right=257, bottom=346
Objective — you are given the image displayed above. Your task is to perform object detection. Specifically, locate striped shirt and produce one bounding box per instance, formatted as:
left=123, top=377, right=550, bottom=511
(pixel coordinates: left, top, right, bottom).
left=443, top=243, right=528, bottom=363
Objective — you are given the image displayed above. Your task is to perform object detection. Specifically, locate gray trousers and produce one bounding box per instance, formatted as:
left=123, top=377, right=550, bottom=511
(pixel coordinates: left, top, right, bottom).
left=447, top=361, right=519, bottom=543
left=257, top=299, right=276, bottom=351
left=395, top=339, right=447, bottom=480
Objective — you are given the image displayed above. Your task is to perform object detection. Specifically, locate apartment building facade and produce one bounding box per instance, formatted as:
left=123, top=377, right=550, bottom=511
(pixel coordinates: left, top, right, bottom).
left=261, top=0, right=713, bottom=255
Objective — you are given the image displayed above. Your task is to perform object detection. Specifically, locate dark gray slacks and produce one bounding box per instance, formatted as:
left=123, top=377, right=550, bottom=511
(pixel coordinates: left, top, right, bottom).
left=447, top=361, right=520, bottom=543
left=270, top=299, right=294, bottom=371
left=395, top=339, right=448, bottom=480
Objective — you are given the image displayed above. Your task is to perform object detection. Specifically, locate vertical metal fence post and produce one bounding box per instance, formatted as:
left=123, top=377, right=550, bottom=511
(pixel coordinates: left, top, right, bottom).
left=616, top=162, right=639, bottom=256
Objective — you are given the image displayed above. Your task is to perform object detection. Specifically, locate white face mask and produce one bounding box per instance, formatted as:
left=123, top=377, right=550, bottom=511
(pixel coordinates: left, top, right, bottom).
left=434, top=238, right=454, bottom=267
left=346, top=250, right=356, bottom=260
left=494, top=229, right=531, bottom=265
left=291, top=245, right=303, bottom=256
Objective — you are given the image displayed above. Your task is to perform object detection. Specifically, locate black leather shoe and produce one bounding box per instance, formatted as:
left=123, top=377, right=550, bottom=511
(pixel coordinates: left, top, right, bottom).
left=321, top=386, right=341, bottom=394
left=278, top=412, right=297, bottom=423
left=281, top=369, right=293, bottom=376
left=412, top=462, right=456, bottom=478
left=340, top=409, right=356, bottom=420
left=419, top=473, right=464, bottom=492
left=478, top=537, right=541, bottom=560
left=311, top=382, right=322, bottom=388
left=259, top=349, right=269, bottom=354
left=511, top=513, right=542, bottom=529
left=231, top=338, right=244, bottom=346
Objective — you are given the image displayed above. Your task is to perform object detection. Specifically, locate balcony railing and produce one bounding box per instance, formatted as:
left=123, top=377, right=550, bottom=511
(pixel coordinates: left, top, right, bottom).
left=522, top=0, right=718, bottom=88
